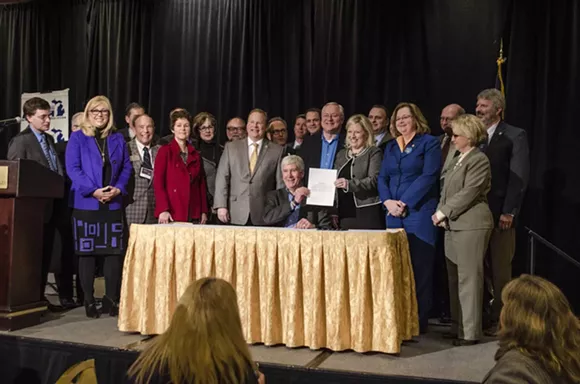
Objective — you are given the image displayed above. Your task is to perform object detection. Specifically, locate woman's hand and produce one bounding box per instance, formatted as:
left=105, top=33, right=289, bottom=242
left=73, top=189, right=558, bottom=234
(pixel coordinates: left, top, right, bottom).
left=200, top=213, right=208, bottom=224
left=384, top=199, right=405, bottom=217
left=158, top=211, right=173, bottom=224
left=257, top=371, right=266, bottom=384
left=101, top=186, right=121, bottom=203
left=92, top=187, right=108, bottom=202
left=334, top=178, right=349, bottom=190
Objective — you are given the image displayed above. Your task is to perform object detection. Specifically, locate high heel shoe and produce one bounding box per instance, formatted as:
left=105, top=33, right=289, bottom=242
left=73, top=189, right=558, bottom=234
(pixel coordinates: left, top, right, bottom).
left=101, top=295, right=119, bottom=317
left=84, top=301, right=100, bottom=318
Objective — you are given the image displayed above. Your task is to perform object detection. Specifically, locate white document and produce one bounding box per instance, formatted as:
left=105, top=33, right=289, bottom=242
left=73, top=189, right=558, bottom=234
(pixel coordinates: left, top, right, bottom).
left=306, top=168, right=337, bottom=207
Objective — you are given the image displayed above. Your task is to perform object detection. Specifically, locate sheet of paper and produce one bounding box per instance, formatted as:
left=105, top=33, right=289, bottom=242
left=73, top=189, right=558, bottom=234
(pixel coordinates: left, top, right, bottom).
left=0, top=166, right=8, bottom=189
left=306, top=168, right=337, bottom=207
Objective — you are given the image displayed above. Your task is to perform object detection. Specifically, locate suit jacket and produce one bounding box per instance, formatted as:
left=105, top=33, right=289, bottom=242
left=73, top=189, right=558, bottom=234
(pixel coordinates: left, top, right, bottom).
left=117, top=127, right=133, bottom=142
left=437, top=148, right=494, bottom=231
left=7, top=127, right=65, bottom=222
left=124, top=138, right=159, bottom=225
left=284, top=143, right=297, bottom=157
left=214, top=138, right=284, bottom=225
left=298, top=130, right=347, bottom=184
left=479, top=121, right=530, bottom=224
left=334, top=146, right=383, bottom=208
left=262, top=188, right=331, bottom=228
left=376, top=131, right=394, bottom=153
left=483, top=349, right=567, bottom=384
left=153, top=139, right=208, bottom=222
left=65, top=130, right=132, bottom=211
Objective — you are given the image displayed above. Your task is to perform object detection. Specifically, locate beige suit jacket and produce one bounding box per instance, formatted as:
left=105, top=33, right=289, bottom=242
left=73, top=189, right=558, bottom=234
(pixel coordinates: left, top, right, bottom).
left=214, top=138, right=284, bottom=225
left=437, top=148, right=494, bottom=231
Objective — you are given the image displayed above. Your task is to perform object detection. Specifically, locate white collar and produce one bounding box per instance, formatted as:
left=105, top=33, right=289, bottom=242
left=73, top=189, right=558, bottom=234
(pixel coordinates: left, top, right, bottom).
left=487, top=121, right=500, bottom=138
left=247, top=137, right=264, bottom=147
left=135, top=139, right=151, bottom=156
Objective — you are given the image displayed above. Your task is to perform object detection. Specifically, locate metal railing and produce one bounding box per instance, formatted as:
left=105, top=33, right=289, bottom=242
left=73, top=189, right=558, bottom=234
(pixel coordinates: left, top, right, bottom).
left=526, top=227, right=580, bottom=274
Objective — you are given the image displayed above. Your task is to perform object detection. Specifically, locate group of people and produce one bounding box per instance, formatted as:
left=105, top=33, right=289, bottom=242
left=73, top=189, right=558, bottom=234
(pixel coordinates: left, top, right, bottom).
left=9, top=89, right=528, bottom=347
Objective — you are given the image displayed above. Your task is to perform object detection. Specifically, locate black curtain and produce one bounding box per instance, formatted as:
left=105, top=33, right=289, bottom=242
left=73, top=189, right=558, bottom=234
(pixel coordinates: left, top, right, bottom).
left=1, top=0, right=579, bottom=309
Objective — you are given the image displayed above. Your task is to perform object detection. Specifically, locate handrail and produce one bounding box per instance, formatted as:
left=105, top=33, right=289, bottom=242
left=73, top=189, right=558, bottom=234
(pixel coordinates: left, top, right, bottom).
left=525, top=227, right=580, bottom=274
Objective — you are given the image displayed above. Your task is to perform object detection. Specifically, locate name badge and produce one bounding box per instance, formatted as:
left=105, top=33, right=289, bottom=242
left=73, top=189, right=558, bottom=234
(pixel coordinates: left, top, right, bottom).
left=139, top=166, right=153, bottom=180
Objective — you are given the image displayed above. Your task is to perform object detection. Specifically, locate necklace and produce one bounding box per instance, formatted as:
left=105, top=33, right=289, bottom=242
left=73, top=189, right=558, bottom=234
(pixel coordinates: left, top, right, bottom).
left=95, top=136, right=107, bottom=163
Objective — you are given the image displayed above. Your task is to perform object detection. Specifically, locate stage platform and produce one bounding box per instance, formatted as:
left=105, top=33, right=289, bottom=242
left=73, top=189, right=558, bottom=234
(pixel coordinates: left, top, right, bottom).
left=0, top=293, right=498, bottom=384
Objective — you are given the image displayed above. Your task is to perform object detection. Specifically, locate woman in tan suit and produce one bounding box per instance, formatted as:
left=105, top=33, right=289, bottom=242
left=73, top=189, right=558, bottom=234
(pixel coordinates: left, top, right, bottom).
left=432, top=114, right=493, bottom=346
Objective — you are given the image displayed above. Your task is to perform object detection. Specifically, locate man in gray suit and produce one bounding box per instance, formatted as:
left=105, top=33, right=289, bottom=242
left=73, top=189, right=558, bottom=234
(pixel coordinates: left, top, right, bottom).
left=214, top=108, right=284, bottom=226
left=8, top=97, right=64, bottom=309
left=124, top=113, right=159, bottom=227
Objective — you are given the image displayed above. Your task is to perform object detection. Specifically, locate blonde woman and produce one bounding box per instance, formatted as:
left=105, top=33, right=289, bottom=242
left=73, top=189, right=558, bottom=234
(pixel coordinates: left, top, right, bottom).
left=65, top=95, right=132, bottom=318
left=333, top=114, right=384, bottom=229
left=432, top=114, right=493, bottom=346
left=129, top=278, right=265, bottom=384
left=483, top=274, right=580, bottom=383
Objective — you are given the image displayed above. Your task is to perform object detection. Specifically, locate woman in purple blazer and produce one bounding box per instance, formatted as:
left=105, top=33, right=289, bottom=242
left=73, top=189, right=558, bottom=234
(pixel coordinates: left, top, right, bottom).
left=65, top=95, right=132, bottom=318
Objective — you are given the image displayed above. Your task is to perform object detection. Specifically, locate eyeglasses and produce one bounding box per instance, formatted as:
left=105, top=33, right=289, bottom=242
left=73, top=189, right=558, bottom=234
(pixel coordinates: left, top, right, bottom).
left=90, top=109, right=110, bottom=116
left=395, top=115, right=413, bottom=122
left=199, top=126, right=214, bottom=132
left=227, top=126, right=245, bottom=132
left=271, top=129, right=286, bottom=135
left=322, top=113, right=341, bottom=119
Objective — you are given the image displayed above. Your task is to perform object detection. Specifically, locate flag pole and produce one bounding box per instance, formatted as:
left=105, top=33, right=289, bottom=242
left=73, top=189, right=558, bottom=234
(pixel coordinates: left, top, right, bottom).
left=497, top=39, right=506, bottom=118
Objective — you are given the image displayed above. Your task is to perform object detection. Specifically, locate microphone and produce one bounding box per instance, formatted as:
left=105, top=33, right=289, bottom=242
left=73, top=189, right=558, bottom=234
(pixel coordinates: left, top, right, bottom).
left=0, top=116, right=22, bottom=126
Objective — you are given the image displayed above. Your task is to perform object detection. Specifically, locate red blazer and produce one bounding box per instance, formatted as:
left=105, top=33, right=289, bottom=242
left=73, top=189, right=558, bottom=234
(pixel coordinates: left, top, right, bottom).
left=154, top=139, right=208, bottom=222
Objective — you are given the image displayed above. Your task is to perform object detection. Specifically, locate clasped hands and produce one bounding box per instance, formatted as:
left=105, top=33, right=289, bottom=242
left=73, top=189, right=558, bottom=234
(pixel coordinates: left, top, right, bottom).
left=384, top=199, right=407, bottom=217
left=431, top=213, right=447, bottom=228
left=93, top=186, right=120, bottom=204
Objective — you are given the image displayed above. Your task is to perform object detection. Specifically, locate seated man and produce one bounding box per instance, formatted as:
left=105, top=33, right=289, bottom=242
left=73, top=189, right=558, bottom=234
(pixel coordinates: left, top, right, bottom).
left=263, top=155, right=330, bottom=229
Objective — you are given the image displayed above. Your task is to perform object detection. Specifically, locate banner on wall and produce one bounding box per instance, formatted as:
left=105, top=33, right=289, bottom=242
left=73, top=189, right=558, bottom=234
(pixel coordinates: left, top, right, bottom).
left=20, top=88, right=70, bottom=142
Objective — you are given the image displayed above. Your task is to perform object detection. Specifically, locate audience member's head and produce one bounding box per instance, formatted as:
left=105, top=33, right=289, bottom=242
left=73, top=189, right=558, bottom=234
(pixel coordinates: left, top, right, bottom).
left=305, top=108, right=321, bottom=135
left=390, top=102, right=430, bottom=137
left=129, top=278, right=257, bottom=384
left=226, top=117, right=247, bottom=141
left=496, top=274, right=580, bottom=383
left=192, top=112, right=217, bottom=145
left=476, top=88, right=505, bottom=127
left=247, top=108, right=267, bottom=142
left=321, top=102, right=344, bottom=134
left=440, top=104, right=465, bottom=135
left=267, top=117, right=288, bottom=146
left=125, top=102, right=145, bottom=130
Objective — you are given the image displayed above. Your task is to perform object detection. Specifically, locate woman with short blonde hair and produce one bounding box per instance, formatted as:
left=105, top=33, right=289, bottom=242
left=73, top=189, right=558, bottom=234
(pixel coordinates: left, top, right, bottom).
left=484, top=274, right=580, bottom=383
left=129, top=278, right=264, bottom=384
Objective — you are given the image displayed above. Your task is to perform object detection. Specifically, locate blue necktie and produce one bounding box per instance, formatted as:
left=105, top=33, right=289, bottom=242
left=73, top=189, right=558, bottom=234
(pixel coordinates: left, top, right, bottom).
left=40, top=134, right=57, bottom=172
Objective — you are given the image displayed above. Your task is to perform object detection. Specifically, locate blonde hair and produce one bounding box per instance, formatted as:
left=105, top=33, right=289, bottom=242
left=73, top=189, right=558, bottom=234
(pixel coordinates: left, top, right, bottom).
left=496, top=274, right=580, bottom=382
left=345, top=114, right=374, bottom=149
left=390, top=102, right=430, bottom=136
left=451, top=114, right=487, bottom=146
left=80, top=96, right=115, bottom=137
left=128, top=278, right=255, bottom=384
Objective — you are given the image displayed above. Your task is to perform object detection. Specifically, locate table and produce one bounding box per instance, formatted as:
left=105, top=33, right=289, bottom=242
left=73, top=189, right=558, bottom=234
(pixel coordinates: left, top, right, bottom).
left=118, top=224, right=418, bottom=354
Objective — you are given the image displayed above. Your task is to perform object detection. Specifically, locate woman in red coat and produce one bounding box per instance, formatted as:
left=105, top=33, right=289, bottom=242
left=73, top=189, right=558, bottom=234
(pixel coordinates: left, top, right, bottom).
left=154, top=110, right=208, bottom=224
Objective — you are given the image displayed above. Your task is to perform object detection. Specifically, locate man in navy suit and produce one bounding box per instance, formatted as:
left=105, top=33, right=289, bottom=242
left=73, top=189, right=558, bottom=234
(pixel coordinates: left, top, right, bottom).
left=476, top=89, right=530, bottom=332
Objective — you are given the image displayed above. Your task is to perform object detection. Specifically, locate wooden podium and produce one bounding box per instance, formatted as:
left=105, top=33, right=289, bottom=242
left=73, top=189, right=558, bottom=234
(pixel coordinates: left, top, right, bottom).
left=0, top=159, right=64, bottom=330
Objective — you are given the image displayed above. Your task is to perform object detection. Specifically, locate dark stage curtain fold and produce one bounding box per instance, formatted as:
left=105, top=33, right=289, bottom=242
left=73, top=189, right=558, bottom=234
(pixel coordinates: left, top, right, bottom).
left=0, top=0, right=578, bottom=309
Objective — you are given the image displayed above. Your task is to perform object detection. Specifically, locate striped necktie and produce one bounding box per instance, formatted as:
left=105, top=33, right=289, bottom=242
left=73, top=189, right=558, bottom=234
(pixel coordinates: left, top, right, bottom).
left=40, top=134, right=57, bottom=172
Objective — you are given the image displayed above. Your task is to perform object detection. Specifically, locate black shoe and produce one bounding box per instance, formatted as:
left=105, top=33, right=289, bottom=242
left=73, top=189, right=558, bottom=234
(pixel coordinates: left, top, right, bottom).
left=59, top=297, right=80, bottom=310
left=484, top=324, right=498, bottom=337
left=438, top=316, right=453, bottom=324
left=452, top=339, right=479, bottom=346
left=43, top=297, right=64, bottom=312
left=84, top=301, right=100, bottom=318
left=101, top=295, right=119, bottom=317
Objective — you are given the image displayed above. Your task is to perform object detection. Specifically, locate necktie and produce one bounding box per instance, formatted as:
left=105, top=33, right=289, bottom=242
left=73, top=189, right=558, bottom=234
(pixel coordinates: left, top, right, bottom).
left=40, top=134, right=57, bottom=172
left=441, top=135, right=451, bottom=164
left=143, top=147, right=152, bottom=169
left=249, top=143, right=259, bottom=174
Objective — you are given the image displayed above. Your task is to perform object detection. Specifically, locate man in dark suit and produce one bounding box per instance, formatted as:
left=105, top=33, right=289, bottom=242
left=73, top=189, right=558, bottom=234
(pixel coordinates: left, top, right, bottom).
left=305, top=108, right=321, bottom=135
left=7, top=97, right=65, bottom=310
left=439, top=104, right=465, bottom=177
left=368, top=104, right=394, bottom=152
left=290, top=114, right=307, bottom=151
left=267, top=117, right=295, bottom=156
left=476, top=89, right=530, bottom=331
left=263, top=155, right=331, bottom=228
left=225, top=117, right=247, bottom=142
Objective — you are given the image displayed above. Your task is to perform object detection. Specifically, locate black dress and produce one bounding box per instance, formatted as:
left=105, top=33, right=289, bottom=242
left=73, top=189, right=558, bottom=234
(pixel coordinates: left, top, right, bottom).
left=337, top=157, right=385, bottom=230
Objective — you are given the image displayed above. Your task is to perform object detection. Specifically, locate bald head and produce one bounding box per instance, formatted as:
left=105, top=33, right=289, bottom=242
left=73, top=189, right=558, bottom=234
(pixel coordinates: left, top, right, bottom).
left=440, top=104, right=465, bottom=135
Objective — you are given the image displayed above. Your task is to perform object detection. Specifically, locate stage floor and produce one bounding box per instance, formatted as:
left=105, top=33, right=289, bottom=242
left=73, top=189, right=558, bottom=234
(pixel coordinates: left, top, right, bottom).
left=0, top=291, right=498, bottom=383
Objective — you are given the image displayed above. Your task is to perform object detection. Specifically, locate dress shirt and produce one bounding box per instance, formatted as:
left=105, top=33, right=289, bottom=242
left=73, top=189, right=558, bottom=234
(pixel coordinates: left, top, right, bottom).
left=247, top=137, right=264, bottom=159
left=487, top=121, right=499, bottom=143
left=375, top=131, right=386, bottom=146
left=320, top=134, right=339, bottom=169
left=135, top=139, right=154, bottom=168
left=293, top=140, right=302, bottom=149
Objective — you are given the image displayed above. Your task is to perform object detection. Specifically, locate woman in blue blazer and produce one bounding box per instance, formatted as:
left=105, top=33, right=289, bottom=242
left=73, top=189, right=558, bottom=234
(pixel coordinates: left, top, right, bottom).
left=378, top=102, right=442, bottom=333
left=66, top=95, right=132, bottom=318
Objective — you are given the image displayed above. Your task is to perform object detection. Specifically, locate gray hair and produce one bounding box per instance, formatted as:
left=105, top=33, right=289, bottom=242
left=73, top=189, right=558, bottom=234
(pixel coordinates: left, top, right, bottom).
left=281, top=155, right=304, bottom=173
left=322, top=101, right=345, bottom=118
left=477, top=88, right=505, bottom=113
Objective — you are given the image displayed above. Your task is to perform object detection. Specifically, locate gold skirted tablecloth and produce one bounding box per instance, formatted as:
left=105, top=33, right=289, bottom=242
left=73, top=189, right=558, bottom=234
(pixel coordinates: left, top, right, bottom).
left=118, top=224, right=418, bottom=354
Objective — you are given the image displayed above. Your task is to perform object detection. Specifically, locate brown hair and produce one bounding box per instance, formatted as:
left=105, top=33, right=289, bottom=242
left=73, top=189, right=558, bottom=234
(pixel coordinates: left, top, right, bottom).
left=170, top=110, right=192, bottom=132
left=390, top=102, right=430, bottom=136
left=496, top=274, right=580, bottom=382
left=191, top=112, right=217, bottom=144
left=23, top=97, right=50, bottom=118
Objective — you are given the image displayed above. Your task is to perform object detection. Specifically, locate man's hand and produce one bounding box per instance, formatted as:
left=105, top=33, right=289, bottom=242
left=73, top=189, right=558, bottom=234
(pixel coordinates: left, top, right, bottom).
left=296, top=218, right=315, bottom=229
left=217, top=208, right=230, bottom=223
left=499, top=214, right=514, bottom=230
left=293, top=187, right=310, bottom=204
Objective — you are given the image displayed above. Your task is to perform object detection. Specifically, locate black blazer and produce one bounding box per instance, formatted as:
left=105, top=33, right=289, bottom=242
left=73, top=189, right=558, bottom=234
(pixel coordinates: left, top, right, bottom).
left=262, top=188, right=331, bottom=229
left=479, top=121, right=530, bottom=223
left=297, top=130, right=346, bottom=184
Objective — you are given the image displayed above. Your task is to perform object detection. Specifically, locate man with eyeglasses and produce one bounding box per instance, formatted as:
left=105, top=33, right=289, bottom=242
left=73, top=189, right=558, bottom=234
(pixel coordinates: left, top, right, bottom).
left=225, top=117, right=247, bottom=141
left=267, top=117, right=294, bottom=156
left=8, top=97, right=67, bottom=311
left=439, top=104, right=465, bottom=176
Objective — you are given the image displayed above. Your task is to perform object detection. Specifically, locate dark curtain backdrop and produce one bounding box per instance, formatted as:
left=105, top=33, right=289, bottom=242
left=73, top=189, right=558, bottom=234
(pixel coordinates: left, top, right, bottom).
left=1, top=0, right=578, bottom=308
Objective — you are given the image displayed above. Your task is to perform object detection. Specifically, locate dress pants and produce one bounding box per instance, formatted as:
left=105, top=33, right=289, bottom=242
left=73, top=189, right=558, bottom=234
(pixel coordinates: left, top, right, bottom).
left=445, top=229, right=492, bottom=341
left=486, top=228, right=516, bottom=321
left=407, top=233, right=436, bottom=331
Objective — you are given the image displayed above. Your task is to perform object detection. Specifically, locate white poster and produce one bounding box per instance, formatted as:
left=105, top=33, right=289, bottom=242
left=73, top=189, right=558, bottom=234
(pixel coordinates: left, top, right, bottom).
left=20, top=88, right=70, bottom=142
